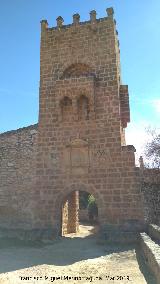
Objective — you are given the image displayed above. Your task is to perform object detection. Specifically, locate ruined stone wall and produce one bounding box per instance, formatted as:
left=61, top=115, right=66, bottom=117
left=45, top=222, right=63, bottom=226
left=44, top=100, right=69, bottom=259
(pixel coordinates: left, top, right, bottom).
left=0, top=124, right=38, bottom=229
left=141, top=169, right=160, bottom=226
left=142, top=184, right=160, bottom=226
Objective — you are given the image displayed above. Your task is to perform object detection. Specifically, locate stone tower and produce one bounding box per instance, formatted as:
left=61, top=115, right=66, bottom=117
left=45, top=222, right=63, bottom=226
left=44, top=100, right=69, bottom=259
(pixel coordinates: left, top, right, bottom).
left=34, top=7, right=144, bottom=237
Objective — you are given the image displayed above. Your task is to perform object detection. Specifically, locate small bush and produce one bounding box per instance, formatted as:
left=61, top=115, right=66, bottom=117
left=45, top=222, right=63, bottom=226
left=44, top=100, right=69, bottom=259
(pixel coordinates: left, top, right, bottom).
left=87, top=195, right=98, bottom=221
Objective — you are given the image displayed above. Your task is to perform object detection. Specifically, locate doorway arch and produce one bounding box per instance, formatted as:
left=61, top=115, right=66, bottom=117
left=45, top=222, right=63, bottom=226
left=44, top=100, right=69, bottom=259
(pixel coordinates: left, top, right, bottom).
left=54, top=183, right=104, bottom=236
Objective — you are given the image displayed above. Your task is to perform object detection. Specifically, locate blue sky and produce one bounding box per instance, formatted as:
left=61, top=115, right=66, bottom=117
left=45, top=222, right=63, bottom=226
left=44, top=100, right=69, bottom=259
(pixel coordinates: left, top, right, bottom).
left=0, top=0, right=160, bottom=157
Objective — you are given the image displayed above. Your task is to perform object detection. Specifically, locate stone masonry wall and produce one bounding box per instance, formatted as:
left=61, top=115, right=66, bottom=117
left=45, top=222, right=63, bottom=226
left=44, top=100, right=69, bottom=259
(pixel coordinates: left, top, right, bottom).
left=142, top=184, right=160, bottom=226
left=0, top=125, right=38, bottom=229
left=62, top=191, right=79, bottom=235
left=35, top=8, right=144, bottom=235
left=0, top=8, right=145, bottom=238
left=141, top=169, right=160, bottom=226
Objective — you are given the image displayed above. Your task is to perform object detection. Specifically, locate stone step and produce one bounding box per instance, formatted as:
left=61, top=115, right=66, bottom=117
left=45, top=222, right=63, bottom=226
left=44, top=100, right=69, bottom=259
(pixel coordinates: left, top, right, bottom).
left=148, top=224, right=160, bottom=245
left=139, top=232, right=160, bottom=283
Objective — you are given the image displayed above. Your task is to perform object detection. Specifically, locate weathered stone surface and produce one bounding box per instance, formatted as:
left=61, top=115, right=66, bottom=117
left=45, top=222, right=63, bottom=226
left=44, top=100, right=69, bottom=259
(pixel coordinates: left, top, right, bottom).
left=149, top=224, right=160, bottom=244
left=0, top=8, right=145, bottom=238
left=140, top=232, right=160, bottom=283
left=141, top=169, right=160, bottom=226
left=0, top=125, right=38, bottom=229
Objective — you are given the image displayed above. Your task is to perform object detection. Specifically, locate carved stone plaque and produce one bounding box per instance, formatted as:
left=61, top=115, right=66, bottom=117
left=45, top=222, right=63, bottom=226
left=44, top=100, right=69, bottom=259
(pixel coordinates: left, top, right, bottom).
left=71, top=148, right=88, bottom=167
left=62, top=138, right=89, bottom=174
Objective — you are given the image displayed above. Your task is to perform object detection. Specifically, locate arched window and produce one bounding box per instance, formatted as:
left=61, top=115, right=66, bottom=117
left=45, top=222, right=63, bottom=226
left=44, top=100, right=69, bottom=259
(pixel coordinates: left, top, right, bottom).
left=77, top=95, right=89, bottom=120
left=60, top=96, right=73, bottom=121
left=61, top=63, right=94, bottom=79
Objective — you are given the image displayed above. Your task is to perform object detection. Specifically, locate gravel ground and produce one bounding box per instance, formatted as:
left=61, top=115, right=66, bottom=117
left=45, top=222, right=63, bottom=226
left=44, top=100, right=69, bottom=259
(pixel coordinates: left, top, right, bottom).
left=0, top=225, right=156, bottom=284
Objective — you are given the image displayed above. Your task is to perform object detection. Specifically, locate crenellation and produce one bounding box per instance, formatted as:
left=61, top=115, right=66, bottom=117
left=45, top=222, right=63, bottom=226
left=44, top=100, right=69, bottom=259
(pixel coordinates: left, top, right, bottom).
left=90, top=10, right=97, bottom=23
left=41, top=8, right=115, bottom=34
left=73, top=13, right=80, bottom=25
left=41, top=20, right=48, bottom=31
left=139, top=156, right=144, bottom=169
left=106, top=7, right=114, bottom=18
left=56, top=16, right=64, bottom=28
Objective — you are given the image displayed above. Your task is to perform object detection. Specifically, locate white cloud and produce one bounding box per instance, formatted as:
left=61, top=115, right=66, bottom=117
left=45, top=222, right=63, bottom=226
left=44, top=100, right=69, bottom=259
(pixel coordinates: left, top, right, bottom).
left=131, top=96, right=160, bottom=115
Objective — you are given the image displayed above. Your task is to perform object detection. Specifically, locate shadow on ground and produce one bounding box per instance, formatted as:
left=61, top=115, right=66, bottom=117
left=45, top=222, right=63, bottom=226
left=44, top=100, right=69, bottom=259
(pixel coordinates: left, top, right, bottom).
left=0, top=224, right=157, bottom=284
left=135, top=247, right=157, bottom=284
left=0, top=236, right=131, bottom=273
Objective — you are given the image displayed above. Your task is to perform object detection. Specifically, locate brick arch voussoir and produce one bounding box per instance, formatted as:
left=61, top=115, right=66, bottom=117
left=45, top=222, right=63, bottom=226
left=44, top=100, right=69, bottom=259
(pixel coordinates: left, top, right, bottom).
left=77, top=93, right=90, bottom=101
left=60, top=61, right=95, bottom=79
left=54, top=182, right=104, bottom=217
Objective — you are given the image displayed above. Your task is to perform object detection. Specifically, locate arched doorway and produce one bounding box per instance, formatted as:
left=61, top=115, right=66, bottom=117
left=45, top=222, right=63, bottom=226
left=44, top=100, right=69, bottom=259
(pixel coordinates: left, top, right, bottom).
left=61, top=189, right=99, bottom=237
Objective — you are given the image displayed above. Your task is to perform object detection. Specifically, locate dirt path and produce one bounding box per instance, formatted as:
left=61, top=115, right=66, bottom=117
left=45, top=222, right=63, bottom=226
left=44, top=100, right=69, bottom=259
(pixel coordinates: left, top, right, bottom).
left=0, top=225, right=156, bottom=284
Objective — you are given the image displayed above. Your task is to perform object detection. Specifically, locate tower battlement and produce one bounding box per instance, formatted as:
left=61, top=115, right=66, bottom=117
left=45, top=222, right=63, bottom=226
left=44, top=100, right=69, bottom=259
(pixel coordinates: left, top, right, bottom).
left=41, top=7, right=115, bottom=32
left=40, top=7, right=120, bottom=88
